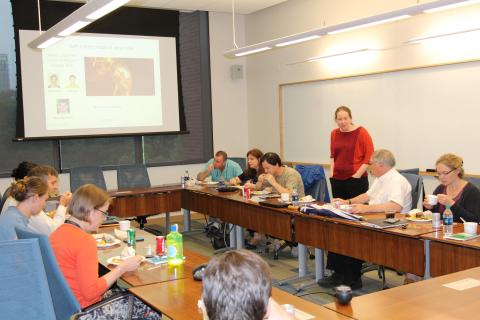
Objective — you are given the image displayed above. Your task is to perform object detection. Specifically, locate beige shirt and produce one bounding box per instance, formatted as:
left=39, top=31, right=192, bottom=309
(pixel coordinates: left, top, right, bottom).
left=260, top=166, right=305, bottom=197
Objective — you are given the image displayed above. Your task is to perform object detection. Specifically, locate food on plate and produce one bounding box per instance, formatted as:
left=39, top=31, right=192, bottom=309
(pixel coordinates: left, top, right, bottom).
left=300, top=195, right=313, bottom=202
left=110, top=258, right=124, bottom=265
left=95, top=233, right=117, bottom=246
left=407, top=210, right=432, bottom=220
left=121, top=246, right=136, bottom=258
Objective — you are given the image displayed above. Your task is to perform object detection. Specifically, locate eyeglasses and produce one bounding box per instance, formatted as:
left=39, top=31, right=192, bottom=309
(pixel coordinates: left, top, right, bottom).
left=95, top=208, right=109, bottom=218
left=435, top=168, right=456, bottom=178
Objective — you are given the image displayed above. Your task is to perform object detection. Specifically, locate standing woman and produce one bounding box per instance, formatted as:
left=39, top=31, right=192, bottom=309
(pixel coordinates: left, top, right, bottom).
left=229, top=148, right=264, bottom=188
left=324, top=106, right=374, bottom=289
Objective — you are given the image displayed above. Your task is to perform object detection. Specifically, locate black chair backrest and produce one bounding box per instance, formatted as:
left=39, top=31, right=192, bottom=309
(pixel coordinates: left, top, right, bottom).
left=229, top=157, right=247, bottom=171
left=117, top=164, right=151, bottom=189
left=70, top=166, right=106, bottom=192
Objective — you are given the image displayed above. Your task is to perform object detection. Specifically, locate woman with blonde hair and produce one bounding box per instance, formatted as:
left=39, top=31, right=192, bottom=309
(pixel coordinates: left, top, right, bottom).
left=50, top=184, right=160, bottom=319
left=0, top=177, right=48, bottom=240
left=423, top=153, right=480, bottom=222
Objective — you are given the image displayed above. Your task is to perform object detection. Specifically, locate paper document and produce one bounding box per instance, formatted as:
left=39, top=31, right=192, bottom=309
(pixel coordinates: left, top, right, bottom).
left=443, top=278, right=480, bottom=291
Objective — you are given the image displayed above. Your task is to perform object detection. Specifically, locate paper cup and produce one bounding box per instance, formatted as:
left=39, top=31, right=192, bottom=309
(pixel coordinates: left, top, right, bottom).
left=119, top=220, right=131, bottom=231
left=427, top=195, right=438, bottom=206
left=464, top=222, right=478, bottom=235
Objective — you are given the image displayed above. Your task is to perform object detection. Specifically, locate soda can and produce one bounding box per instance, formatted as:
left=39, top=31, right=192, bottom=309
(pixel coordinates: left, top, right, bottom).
left=127, top=228, right=136, bottom=247
left=243, top=185, right=250, bottom=200
left=156, top=236, right=165, bottom=255
left=432, top=212, right=441, bottom=228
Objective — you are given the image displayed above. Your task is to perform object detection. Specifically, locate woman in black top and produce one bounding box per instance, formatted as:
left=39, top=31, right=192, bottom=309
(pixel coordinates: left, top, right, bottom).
left=423, top=153, right=480, bottom=222
left=229, top=148, right=263, bottom=188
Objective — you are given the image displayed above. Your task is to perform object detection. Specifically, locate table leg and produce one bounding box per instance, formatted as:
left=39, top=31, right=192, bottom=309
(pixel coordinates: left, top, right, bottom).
left=182, top=208, right=191, bottom=232
left=298, top=244, right=308, bottom=277
left=315, top=248, right=324, bottom=281
left=424, top=239, right=431, bottom=279
left=229, top=224, right=236, bottom=248
left=165, top=212, right=171, bottom=232
left=235, top=226, right=244, bottom=250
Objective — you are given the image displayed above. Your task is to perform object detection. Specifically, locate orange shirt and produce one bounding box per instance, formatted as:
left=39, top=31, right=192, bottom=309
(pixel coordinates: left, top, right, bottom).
left=49, top=224, right=107, bottom=308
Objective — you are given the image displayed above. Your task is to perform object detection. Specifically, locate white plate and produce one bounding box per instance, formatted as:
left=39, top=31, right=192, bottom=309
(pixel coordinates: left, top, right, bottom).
left=106, top=255, right=145, bottom=265
left=93, top=234, right=121, bottom=248
left=406, top=217, right=432, bottom=223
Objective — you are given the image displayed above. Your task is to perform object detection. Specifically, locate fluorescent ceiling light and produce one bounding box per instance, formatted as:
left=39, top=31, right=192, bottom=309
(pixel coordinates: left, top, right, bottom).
left=235, top=47, right=272, bottom=57
left=405, top=27, right=480, bottom=44
left=37, top=37, right=63, bottom=49
left=424, top=0, right=480, bottom=13
left=275, top=35, right=320, bottom=47
left=308, top=48, right=370, bottom=62
left=29, top=0, right=131, bottom=50
left=225, top=0, right=480, bottom=58
left=328, top=15, right=410, bottom=35
left=58, top=20, right=92, bottom=37
left=86, top=0, right=131, bottom=20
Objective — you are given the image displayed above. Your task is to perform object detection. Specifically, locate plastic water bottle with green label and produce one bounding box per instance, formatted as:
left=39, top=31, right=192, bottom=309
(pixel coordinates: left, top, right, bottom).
left=166, top=224, right=184, bottom=266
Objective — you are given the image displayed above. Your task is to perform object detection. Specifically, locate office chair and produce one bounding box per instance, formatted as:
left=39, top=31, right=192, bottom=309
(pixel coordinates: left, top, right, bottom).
left=401, top=173, right=424, bottom=209
left=70, top=166, right=107, bottom=192
left=117, top=164, right=151, bottom=190
left=229, top=157, right=247, bottom=171
left=15, top=227, right=134, bottom=320
left=398, top=168, right=420, bottom=175
left=467, top=177, right=480, bottom=189
left=0, top=239, right=56, bottom=320
left=0, top=186, right=11, bottom=213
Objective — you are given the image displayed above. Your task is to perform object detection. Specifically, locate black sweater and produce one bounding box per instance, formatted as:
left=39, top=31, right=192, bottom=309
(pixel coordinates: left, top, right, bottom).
left=431, top=182, right=480, bottom=223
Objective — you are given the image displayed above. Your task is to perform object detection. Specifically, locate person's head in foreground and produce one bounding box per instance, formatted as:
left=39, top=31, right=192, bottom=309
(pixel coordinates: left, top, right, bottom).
left=200, top=249, right=292, bottom=320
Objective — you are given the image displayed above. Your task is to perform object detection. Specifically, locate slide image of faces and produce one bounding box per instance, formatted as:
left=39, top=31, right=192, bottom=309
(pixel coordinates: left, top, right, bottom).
left=84, top=57, right=155, bottom=96
left=56, top=99, right=70, bottom=114
left=66, top=74, right=80, bottom=89
left=48, top=74, right=60, bottom=88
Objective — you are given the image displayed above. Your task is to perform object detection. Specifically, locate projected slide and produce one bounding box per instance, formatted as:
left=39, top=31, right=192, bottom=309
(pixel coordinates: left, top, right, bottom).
left=19, top=30, right=180, bottom=138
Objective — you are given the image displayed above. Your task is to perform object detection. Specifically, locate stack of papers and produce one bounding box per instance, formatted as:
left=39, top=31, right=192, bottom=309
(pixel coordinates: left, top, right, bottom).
left=299, top=204, right=362, bottom=221
left=444, top=233, right=480, bottom=241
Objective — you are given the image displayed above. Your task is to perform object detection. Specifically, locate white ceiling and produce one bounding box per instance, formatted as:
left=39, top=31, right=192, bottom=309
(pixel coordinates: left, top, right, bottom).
left=56, top=0, right=288, bottom=14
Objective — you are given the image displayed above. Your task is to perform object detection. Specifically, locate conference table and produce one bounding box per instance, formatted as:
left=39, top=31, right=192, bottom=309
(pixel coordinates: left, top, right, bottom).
left=97, top=227, right=208, bottom=287
left=421, top=224, right=480, bottom=277
left=107, top=184, right=480, bottom=281
left=324, top=266, right=480, bottom=320
left=129, top=277, right=352, bottom=320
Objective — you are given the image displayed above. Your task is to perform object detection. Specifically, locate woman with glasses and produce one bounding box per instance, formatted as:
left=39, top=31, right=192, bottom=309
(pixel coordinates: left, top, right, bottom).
left=50, top=184, right=160, bottom=319
left=423, top=154, right=480, bottom=222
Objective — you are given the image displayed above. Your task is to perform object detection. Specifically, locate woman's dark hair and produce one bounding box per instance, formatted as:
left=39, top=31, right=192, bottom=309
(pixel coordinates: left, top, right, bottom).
left=334, top=105, right=352, bottom=120
left=10, top=177, right=48, bottom=202
left=246, top=148, right=264, bottom=175
left=11, top=161, right=38, bottom=181
left=260, top=152, right=282, bottom=167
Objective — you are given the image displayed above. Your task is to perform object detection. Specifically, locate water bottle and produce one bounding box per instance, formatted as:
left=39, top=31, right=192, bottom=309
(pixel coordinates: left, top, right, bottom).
left=291, top=188, right=299, bottom=206
left=219, top=176, right=225, bottom=187
left=184, top=170, right=190, bottom=181
left=443, top=205, right=453, bottom=235
left=166, top=224, right=184, bottom=266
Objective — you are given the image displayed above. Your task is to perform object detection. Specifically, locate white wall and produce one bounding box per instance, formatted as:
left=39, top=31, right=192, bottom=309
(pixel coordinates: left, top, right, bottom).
left=243, top=0, right=480, bottom=156
left=209, top=12, right=249, bottom=156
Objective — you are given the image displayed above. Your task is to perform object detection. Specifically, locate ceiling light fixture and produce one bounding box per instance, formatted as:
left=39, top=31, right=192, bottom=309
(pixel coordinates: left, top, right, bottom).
left=29, top=0, right=131, bottom=49
left=405, top=26, right=480, bottom=44
left=307, top=48, right=370, bottom=62
left=225, top=0, right=479, bottom=58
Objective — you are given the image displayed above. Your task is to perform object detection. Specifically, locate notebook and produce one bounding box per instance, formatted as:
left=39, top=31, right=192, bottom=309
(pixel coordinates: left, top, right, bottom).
left=444, top=233, right=480, bottom=241
left=360, top=218, right=408, bottom=229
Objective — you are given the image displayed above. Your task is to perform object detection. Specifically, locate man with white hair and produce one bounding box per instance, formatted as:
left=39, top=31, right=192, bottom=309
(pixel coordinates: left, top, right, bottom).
left=321, top=149, right=412, bottom=290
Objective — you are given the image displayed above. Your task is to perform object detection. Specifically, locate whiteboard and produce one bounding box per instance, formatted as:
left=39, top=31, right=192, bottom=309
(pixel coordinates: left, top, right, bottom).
left=281, top=61, right=480, bottom=173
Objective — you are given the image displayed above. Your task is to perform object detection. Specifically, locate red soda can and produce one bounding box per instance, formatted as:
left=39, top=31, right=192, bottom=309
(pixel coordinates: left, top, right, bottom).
left=244, top=185, right=251, bottom=200
left=156, top=236, right=165, bottom=255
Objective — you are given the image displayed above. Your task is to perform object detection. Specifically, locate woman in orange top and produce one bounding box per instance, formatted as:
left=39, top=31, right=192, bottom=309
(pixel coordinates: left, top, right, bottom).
left=50, top=184, right=159, bottom=319
left=323, top=106, right=374, bottom=290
